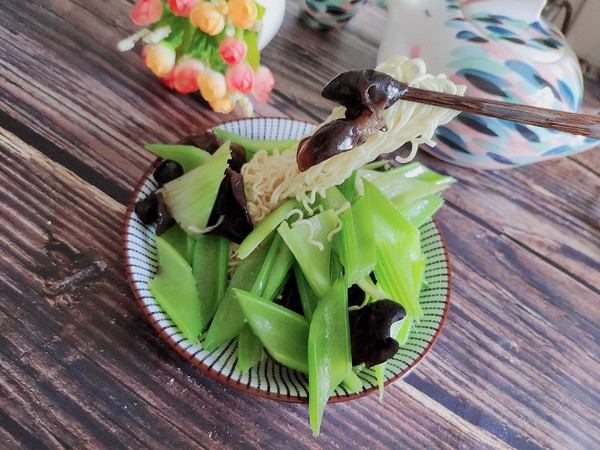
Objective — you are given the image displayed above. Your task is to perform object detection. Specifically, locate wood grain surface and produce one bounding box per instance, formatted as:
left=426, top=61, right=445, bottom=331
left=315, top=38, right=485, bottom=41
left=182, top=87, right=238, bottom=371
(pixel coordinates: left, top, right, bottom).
left=1, top=1, right=599, bottom=449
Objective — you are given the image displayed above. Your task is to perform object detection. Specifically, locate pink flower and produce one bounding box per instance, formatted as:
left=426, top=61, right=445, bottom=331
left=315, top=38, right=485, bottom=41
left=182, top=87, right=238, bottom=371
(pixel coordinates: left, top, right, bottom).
left=161, top=71, right=177, bottom=90
left=225, top=63, right=254, bottom=94
left=168, top=0, right=200, bottom=17
left=218, top=37, right=248, bottom=65
left=130, top=0, right=163, bottom=26
left=252, top=65, right=275, bottom=102
left=172, top=59, right=205, bottom=94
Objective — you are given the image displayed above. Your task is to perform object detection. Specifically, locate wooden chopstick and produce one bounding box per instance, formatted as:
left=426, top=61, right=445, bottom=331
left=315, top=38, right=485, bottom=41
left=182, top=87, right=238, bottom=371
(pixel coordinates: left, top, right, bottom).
left=402, top=87, right=600, bottom=139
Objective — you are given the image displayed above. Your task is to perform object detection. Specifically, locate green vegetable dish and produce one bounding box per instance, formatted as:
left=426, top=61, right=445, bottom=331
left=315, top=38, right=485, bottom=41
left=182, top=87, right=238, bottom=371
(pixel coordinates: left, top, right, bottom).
left=125, top=62, right=462, bottom=436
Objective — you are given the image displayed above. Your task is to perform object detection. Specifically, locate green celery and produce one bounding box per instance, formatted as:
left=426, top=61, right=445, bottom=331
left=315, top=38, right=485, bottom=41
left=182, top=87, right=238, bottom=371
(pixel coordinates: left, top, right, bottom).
left=294, top=265, right=318, bottom=323
left=203, top=236, right=272, bottom=351
left=393, top=317, right=412, bottom=346
left=374, top=363, right=385, bottom=402
left=237, top=234, right=285, bottom=370
left=237, top=199, right=300, bottom=259
left=396, top=195, right=444, bottom=228
left=278, top=209, right=338, bottom=297
left=234, top=289, right=309, bottom=373
left=213, top=128, right=299, bottom=158
left=146, top=144, right=211, bottom=173
left=338, top=170, right=358, bottom=204
left=192, top=234, right=229, bottom=331
left=149, top=236, right=201, bottom=343
left=161, top=223, right=196, bottom=264
left=162, top=142, right=231, bottom=235
left=411, top=255, right=426, bottom=295
left=237, top=326, right=264, bottom=371
left=341, top=370, right=364, bottom=394
left=371, top=162, right=455, bottom=208
left=334, top=195, right=376, bottom=286
left=318, top=186, right=348, bottom=212
left=261, top=239, right=294, bottom=301
left=308, top=280, right=351, bottom=436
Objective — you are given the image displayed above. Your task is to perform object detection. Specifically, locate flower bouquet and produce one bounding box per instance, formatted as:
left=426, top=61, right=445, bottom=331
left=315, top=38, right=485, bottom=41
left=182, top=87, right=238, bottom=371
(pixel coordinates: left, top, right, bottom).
left=118, top=0, right=275, bottom=116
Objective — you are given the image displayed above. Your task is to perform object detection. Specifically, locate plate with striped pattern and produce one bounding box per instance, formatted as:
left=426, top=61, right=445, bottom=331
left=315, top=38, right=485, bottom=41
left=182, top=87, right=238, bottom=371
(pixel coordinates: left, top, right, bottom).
left=122, top=117, right=451, bottom=402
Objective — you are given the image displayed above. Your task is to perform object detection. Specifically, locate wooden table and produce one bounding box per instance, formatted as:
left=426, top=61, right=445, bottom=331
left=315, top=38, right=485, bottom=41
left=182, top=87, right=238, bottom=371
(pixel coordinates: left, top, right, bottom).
left=2, top=2, right=599, bottom=448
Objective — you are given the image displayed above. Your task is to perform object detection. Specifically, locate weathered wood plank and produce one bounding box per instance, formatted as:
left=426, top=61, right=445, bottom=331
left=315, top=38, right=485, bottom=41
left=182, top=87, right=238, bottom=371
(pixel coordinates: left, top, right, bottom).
left=0, top=129, right=510, bottom=448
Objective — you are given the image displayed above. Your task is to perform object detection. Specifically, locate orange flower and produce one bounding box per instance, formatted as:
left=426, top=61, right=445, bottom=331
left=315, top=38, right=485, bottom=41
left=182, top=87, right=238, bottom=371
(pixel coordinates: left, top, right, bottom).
left=228, top=0, right=258, bottom=30
left=190, top=2, right=225, bottom=36
left=144, top=42, right=176, bottom=77
left=197, top=70, right=227, bottom=102
left=209, top=96, right=236, bottom=114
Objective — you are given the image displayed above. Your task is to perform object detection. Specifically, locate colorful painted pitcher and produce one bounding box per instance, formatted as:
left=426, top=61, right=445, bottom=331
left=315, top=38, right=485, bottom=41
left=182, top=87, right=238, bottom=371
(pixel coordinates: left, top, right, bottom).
left=378, top=0, right=598, bottom=169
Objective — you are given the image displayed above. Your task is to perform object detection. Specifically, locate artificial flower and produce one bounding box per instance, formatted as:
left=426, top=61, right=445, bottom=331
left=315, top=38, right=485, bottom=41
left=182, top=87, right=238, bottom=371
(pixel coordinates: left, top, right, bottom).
left=225, top=63, right=254, bottom=94
left=228, top=0, right=258, bottom=30
left=218, top=37, right=248, bottom=65
left=252, top=65, right=275, bottom=102
left=130, top=0, right=163, bottom=27
left=173, top=59, right=205, bottom=94
left=144, top=42, right=176, bottom=77
left=168, top=0, right=200, bottom=17
left=214, top=0, right=229, bottom=16
left=209, top=95, right=236, bottom=114
left=190, top=2, right=226, bottom=36
left=198, top=69, right=228, bottom=102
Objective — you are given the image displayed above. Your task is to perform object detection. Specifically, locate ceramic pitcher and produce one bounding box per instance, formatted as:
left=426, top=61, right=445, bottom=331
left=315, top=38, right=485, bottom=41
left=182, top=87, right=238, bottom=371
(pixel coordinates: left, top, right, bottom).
left=378, top=0, right=598, bottom=169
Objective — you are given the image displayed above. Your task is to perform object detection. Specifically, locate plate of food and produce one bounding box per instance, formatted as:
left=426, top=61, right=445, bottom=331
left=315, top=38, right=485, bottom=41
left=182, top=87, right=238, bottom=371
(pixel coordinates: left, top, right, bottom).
left=122, top=56, right=463, bottom=435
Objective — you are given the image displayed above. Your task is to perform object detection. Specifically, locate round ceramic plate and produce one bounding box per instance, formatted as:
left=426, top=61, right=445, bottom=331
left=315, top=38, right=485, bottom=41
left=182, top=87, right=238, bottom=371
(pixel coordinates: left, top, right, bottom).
left=122, top=117, right=451, bottom=403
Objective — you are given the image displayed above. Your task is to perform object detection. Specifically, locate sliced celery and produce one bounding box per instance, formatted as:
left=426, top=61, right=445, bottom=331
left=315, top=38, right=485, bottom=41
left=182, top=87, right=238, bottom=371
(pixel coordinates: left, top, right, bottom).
left=411, top=255, right=426, bottom=295
left=161, top=223, right=196, bottom=264
left=192, top=234, right=229, bottom=331
left=237, top=199, right=300, bottom=260
left=308, top=280, right=351, bottom=437
left=394, top=317, right=412, bottom=346
left=237, top=234, right=285, bottom=370
left=374, top=363, right=385, bottom=402
left=318, top=186, right=348, bottom=212
left=234, top=289, right=309, bottom=373
left=162, top=142, right=231, bottom=235
left=363, top=180, right=421, bottom=262
left=334, top=195, right=376, bottom=286
left=341, top=370, right=364, bottom=394
left=237, top=326, right=264, bottom=372
left=338, top=170, right=358, bottom=204
left=294, top=265, right=318, bottom=323
left=203, top=237, right=272, bottom=351
left=146, top=144, right=211, bottom=173
left=371, top=162, right=455, bottom=208
left=396, top=194, right=444, bottom=228
left=261, top=239, right=294, bottom=301
left=278, top=209, right=338, bottom=297
left=149, top=236, right=201, bottom=343
left=213, top=128, right=299, bottom=158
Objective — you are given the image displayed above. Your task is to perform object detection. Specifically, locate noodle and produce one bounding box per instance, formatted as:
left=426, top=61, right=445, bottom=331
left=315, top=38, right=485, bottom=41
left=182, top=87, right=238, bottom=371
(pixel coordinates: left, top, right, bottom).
left=242, top=57, right=465, bottom=223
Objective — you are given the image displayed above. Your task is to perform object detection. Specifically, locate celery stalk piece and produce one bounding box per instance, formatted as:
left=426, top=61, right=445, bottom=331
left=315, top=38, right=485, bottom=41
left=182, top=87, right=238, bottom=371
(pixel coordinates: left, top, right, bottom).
left=338, top=170, right=358, bottom=204
left=308, top=279, right=351, bottom=437
left=203, top=237, right=272, bottom=351
left=149, top=236, right=201, bottom=343
left=161, top=224, right=196, bottom=264
left=374, top=363, right=386, bottom=402
left=237, top=199, right=300, bottom=260
left=278, top=209, right=338, bottom=298
left=234, top=289, right=309, bottom=374
left=237, top=326, right=264, bottom=371
left=162, top=141, right=231, bottom=235
left=236, top=234, right=285, bottom=370
left=213, top=128, right=299, bottom=158
left=318, top=186, right=348, bottom=212
left=357, top=169, right=384, bottom=182
left=363, top=180, right=421, bottom=262
left=395, top=194, right=444, bottom=228
left=393, top=317, right=412, bottom=346
left=334, top=195, right=376, bottom=286
left=146, top=144, right=211, bottom=173
left=261, top=239, right=294, bottom=302
left=192, top=234, right=229, bottom=331
left=341, top=370, right=364, bottom=394
left=294, top=265, right=318, bottom=323
left=371, top=162, right=455, bottom=208
left=411, top=255, right=426, bottom=295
